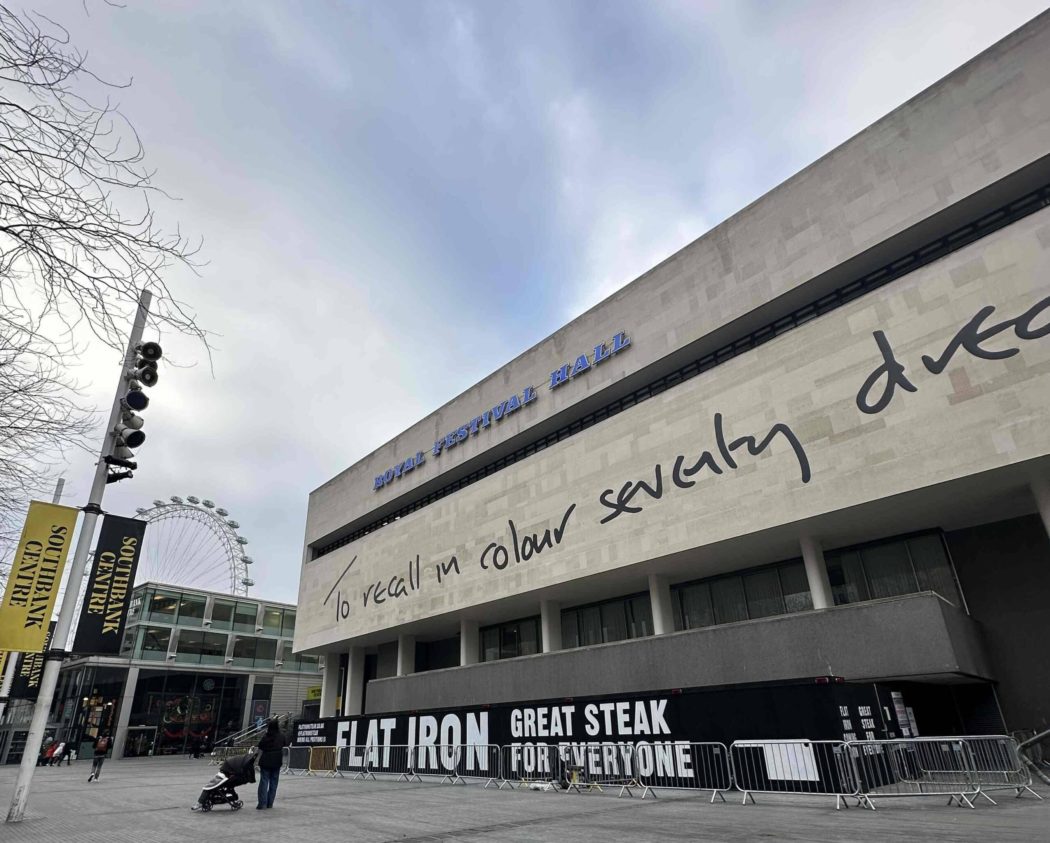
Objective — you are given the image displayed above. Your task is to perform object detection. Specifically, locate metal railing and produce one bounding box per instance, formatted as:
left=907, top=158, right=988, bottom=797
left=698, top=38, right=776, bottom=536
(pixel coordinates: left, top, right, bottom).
left=277, top=734, right=1041, bottom=810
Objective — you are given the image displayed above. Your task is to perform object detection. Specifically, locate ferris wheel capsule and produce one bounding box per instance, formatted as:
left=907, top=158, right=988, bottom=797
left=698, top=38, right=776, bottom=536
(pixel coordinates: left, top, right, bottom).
left=170, top=496, right=183, bottom=504
left=152, top=499, right=165, bottom=508
left=202, top=500, right=215, bottom=508
left=186, top=496, right=200, bottom=504
left=215, top=508, right=229, bottom=517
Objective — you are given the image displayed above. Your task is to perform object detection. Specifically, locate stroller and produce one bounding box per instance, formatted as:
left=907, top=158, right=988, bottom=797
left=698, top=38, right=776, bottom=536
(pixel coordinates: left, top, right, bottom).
left=192, top=749, right=257, bottom=812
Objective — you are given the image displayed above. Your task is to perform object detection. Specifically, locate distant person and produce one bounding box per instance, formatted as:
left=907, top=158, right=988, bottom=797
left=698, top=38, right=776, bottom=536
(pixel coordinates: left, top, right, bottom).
left=60, top=742, right=74, bottom=766
left=37, top=736, right=55, bottom=767
left=48, top=741, right=65, bottom=766
left=87, top=733, right=111, bottom=783
left=256, top=719, right=289, bottom=810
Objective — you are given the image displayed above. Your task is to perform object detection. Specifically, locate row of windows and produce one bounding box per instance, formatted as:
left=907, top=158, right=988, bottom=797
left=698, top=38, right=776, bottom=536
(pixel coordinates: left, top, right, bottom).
left=313, top=184, right=1050, bottom=560
left=133, top=587, right=296, bottom=637
left=124, top=625, right=320, bottom=672
left=476, top=531, right=962, bottom=662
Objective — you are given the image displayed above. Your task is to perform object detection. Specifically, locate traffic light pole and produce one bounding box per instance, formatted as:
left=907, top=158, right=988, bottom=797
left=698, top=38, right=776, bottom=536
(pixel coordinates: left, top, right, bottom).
left=6, top=290, right=152, bottom=824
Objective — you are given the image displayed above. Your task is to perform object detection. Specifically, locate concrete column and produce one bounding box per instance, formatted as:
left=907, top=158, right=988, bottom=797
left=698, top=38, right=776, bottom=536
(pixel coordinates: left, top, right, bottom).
left=396, top=635, right=415, bottom=677
left=165, top=627, right=180, bottom=662
left=241, top=674, right=257, bottom=730
left=648, top=574, right=674, bottom=635
left=110, top=666, right=139, bottom=760
left=203, top=596, right=215, bottom=627
left=319, top=653, right=340, bottom=718
left=343, top=647, right=365, bottom=716
left=1032, top=477, right=1050, bottom=541
left=460, top=619, right=479, bottom=666
left=540, top=600, right=562, bottom=652
left=801, top=535, right=834, bottom=610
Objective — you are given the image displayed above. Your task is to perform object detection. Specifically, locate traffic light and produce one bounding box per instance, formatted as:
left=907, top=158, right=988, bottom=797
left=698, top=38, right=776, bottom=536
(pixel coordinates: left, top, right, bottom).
left=105, top=341, right=163, bottom=483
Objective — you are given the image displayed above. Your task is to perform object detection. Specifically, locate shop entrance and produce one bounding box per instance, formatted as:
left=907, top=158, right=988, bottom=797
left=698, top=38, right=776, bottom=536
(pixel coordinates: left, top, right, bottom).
left=123, top=726, right=157, bottom=758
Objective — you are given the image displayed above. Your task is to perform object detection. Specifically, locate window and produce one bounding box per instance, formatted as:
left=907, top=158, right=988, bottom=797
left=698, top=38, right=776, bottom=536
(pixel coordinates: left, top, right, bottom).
left=561, top=594, right=653, bottom=649
left=233, top=602, right=258, bottom=633
left=825, top=532, right=962, bottom=607
left=255, top=637, right=278, bottom=668
left=281, top=610, right=296, bottom=637
left=177, top=595, right=207, bottom=626
left=262, top=607, right=283, bottom=636
left=138, top=626, right=171, bottom=660
left=296, top=653, right=320, bottom=672
left=177, top=630, right=228, bottom=665
left=147, top=591, right=179, bottom=623
left=211, top=600, right=235, bottom=631
left=673, top=560, right=813, bottom=631
left=232, top=636, right=257, bottom=667
left=479, top=617, right=541, bottom=662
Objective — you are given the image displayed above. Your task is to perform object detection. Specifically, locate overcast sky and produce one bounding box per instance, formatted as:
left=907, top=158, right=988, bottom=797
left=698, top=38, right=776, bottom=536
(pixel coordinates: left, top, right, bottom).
left=11, top=0, right=1048, bottom=605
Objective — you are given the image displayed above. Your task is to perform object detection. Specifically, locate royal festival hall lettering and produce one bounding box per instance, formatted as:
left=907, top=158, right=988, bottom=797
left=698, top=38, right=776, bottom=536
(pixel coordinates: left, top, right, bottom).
left=373, top=331, right=632, bottom=490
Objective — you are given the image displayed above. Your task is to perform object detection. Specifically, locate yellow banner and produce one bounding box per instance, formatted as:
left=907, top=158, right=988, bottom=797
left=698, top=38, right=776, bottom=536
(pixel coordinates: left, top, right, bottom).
left=0, top=501, right=79, bottom=652
left=306, top=685, right=322, bottom=701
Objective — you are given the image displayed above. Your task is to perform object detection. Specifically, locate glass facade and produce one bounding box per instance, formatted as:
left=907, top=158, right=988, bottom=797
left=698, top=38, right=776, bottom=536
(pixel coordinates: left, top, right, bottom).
left=825, top=531, right=962, bottom=607
left=126, top=669, right=247, bottom=756
left=561, top=594, right=654, bottom=648
left=480, top=617, right=541, bottom=662
left=673, top=560, right=814, bottom=631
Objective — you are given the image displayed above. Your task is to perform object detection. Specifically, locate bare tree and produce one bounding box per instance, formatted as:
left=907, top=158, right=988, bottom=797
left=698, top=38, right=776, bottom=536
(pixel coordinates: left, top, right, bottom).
left=0, top=3, right=205, bottom=558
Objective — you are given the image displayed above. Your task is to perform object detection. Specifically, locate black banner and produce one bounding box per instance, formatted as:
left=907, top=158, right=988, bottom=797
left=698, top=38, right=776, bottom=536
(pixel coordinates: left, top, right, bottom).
left=9, top=621, right=55, bottom=700
left=72, top=514, right=146, bottom=655
left=294, top=680, right=904, bottom=786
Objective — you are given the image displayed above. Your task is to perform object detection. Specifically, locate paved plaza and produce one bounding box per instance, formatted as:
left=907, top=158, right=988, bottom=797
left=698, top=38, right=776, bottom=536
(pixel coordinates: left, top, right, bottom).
left=0, top=756, right=1047, bottom=842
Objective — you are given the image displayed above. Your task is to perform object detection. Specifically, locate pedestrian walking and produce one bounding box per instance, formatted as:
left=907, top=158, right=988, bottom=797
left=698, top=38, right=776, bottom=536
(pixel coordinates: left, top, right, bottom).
left=88, top=733, right=111, bottom=782
left=48, top=742, right=65, bottom=766
left=256, top=719, right=288, bottom=810
left=60, top=742, right=74, bottom=766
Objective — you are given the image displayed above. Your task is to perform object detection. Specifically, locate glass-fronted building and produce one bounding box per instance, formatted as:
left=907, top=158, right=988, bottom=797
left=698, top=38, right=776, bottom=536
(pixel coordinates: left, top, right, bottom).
left=0, top=582, right=320, bottom=764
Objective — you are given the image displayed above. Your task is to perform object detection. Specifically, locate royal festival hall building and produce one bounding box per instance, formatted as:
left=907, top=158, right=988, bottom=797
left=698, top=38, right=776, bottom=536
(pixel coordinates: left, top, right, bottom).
left=293, top=15, right=1050, bottom=753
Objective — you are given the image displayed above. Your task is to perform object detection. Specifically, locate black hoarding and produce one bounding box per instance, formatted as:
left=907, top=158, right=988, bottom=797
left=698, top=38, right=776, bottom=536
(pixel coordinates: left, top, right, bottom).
left=294, top=680, right=904, bottom=786
left=9, top=621, right=55, bottom=700
left=72, top=514, right=146, bottom=655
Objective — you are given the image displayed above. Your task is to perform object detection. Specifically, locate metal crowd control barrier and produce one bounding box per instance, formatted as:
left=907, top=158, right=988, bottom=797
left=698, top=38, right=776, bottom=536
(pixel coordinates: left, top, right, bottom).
left=634, top=742, right=733, bottom=801
left=500, top=744, right=564, bottom=790
left=731, top=740, right=858, bottom=809
left=961, top=735, right=1043, bottom=804
left=559, top=743, right=641, bottom=797
left=286, top=746, right=310, bottom=775
left=847, top=738, right=977, bottom=809
left=307, top=745, right=342, bottom=777
left=337, top=744, right=374, bottom=780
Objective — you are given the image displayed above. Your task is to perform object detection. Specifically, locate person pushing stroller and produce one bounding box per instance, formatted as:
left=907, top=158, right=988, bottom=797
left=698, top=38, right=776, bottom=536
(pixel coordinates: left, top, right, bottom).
left=191, top=748, right=257, bottom=812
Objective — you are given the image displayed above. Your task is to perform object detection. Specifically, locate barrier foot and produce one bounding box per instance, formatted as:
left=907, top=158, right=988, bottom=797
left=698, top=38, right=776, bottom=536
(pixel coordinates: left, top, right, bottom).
left=835, top=794, right=850, bottom=811
left=496, top=780, right=512, bottom=790
left=617, top=784, right=634, bottom=798
left=483, top=778, right=499, bottom=789
left=1017, top=786, right=1043, bottom=800
left=976, top=791, right=998, bottom=806
left=440, top=774, right=465, bottom=785
left=947, top=793, right=975, bottom=809
left=741, top=791, right=755, bottom=806
left=640, top=786, right=656, bottom=800
left=710, top=790, right=725, bottom=804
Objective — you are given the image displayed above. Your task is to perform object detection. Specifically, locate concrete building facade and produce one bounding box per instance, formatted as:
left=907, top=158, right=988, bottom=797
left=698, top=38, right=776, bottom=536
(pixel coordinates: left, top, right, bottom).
left=295, top=14, right=1050, bottom=745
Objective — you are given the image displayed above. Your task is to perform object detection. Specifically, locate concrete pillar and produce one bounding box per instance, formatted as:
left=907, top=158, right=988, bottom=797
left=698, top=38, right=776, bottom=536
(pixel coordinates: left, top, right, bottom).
left=165, top=627, right=180, bottom=662
left=396, top=635, right=415, bottom=677
left=648, top=574, right=674, bottom=635
left=110, top=666, right=139, bottom=760
left=460, top=619, right=479, bottom=666
left=203, top=595, right=215, bottom=627
left=801, top=535, right=834, bottom=610
left=343, top=647, right=365, bottom=716
left=319, top=653, right=340, bottom=718
left=540, top=600, right=562, bottom=652
left=241, top=674, right=257, bottom=730
left=1032, top=477, right=1050, bottom=541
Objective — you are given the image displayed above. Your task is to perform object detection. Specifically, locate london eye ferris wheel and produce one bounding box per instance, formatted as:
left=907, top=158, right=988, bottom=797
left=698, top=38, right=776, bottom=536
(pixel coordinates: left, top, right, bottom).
left=133, top=496, right=254, bottom=596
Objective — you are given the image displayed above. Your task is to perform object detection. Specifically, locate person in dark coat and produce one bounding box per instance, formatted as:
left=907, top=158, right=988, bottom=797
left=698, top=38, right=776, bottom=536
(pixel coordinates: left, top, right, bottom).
left=88, top=733, right=111, bottom=782
left=256, top=719, right=289, bottom=809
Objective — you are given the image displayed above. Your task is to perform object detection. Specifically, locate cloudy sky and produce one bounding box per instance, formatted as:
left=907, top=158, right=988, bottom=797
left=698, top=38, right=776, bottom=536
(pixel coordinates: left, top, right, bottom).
left=10, top=0, right=1048, bottom=605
